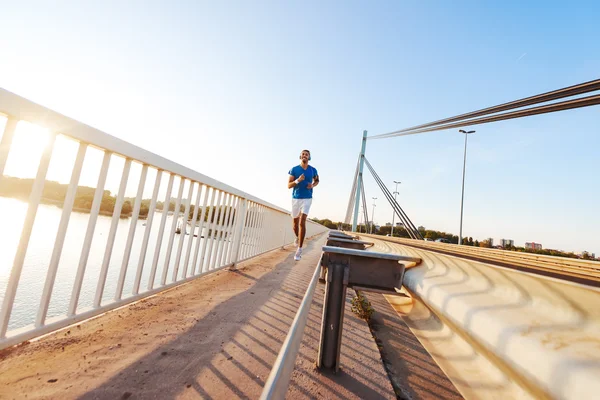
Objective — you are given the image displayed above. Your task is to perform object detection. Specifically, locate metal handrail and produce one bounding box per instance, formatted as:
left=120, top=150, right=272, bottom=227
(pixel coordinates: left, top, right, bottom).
left=260, top=256, right=322, bottom=400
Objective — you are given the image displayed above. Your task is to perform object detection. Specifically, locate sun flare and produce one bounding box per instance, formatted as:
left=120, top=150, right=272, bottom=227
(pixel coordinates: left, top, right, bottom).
left=1, top=119, right=81, bottom=184
left=3, top=120, right=50, bottom=179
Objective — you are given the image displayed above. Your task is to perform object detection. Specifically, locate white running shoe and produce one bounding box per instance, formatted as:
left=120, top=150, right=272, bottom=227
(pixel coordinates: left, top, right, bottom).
left=294, top=247, right=303, bottom=261
left=294, top=237, right=299, bottom=247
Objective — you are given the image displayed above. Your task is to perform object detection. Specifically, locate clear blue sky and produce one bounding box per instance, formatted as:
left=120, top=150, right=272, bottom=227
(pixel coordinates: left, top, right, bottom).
left=0, top=1, right=598, bottom=255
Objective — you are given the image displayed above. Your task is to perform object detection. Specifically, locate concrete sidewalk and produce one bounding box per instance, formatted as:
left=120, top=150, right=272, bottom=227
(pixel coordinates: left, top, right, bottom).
left=0, top=233, right=394, bottom=399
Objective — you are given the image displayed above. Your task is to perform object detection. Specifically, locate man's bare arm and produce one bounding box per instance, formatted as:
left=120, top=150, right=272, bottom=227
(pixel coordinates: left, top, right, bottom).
left=288, top=174, right=305, bottom=189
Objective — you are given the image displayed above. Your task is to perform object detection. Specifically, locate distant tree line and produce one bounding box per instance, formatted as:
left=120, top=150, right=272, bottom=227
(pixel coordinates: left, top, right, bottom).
left=1, top=177, right=243, bottom=223
left=311, top=217, right=597, bottom=262
left=0, top=177, right=132, bottom=217
left=310, top=218, right=339, bottom=230
left=188, top=204, right=237, bottom=224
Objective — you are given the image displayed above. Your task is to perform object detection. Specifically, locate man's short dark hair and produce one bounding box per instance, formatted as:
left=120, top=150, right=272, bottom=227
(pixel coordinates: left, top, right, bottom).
left=301, top=149, right=310, bottom=155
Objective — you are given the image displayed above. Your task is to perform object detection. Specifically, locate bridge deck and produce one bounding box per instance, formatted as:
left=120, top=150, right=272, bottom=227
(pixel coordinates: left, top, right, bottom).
left=1, top=233, right=429, bottom=400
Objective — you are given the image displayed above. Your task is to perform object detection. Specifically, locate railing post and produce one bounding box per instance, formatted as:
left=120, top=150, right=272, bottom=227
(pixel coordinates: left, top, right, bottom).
left=220, top=196, right=238, bottom=266
left=214, top=193, right=233, bottom=268
left=115, top=164, right=149, bottom=301
left=243, top=203, right=256, bottom=259
left=229, top=198, right=248, bottom=269
left=36, top=142, right=88, bottom=327
left=0, top=117, right=18, bottom=180
left=198, top=189, right=218, bottom=274
left=69, top=151, right=112, bottom=315
left=205, top=190, right=224, bottom=271
left=161, top=177, right=185, bottom=285
left=191, top=186, right=211, bottom=275
left=94, top=158, right=132, bottom=307
left=132, top=168, right=163, bottom=295
left=0, top=132, right=56, bottom=337
left=147, top=173, right=175, bottom=290
left=172, top=180, right=195, bottom=281
left=256, top=205, right=266, bottom=254
left=182, top=184, right=203, bottom=279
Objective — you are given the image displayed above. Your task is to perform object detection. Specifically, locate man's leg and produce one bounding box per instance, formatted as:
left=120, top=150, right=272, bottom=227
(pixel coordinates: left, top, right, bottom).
left=292, top=217, right=299, bottom=240
left=291, top=198, right=301, bottom=246
left=299, top=214, right=307, bottom=248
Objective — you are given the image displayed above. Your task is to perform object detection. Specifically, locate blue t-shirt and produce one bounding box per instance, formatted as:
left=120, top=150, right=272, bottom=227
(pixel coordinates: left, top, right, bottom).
left=289, top=165, right=318, bottom=199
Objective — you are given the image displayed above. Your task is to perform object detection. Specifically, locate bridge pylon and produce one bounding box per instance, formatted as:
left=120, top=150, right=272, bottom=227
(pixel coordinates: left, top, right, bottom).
left=351, top=130, right=367, bottom=232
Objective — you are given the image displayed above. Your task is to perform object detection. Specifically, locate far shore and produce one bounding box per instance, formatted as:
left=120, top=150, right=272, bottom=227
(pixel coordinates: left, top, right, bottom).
left=0, top=195, right=138, bottom=219
left=1, top=194, right=227, bottom=229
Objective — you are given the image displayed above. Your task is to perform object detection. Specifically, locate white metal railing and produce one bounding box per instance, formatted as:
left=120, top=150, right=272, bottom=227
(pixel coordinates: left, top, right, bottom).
left=0, top=88, right=328, bottom=349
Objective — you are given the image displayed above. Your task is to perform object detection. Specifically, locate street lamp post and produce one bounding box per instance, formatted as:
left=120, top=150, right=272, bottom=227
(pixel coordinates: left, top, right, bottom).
left=391, top=181, right=401, bottom=236
left=458, top=129, right=475, bottom=245
left=359, top=205, right=364, bottom=233
left=371, top=197, right=377, bottom=234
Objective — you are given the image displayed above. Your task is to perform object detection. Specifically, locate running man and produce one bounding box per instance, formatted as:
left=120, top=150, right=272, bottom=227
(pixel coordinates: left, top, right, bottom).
left=288, top=149, right=319, bottom=261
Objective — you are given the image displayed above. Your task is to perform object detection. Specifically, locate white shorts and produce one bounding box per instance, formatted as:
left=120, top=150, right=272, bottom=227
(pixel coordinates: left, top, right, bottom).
left=291, top=198, right=312, bottom=218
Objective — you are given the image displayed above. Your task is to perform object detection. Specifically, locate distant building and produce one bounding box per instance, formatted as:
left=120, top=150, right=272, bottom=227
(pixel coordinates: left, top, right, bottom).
left=579, top=251, right=595, bottom=259
left=525, top=242, right=542, bottom=250
left=396, top=222, right=403, bottom=227
left=487, top=238, right=494, bottom=247
left=500, top=239, right=514, bottom=247
left=385, top=222, right=392, bottom=226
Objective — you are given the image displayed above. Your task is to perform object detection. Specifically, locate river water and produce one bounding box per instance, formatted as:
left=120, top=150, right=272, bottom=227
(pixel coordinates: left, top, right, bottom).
left=0, top=196, right=219, bottom=332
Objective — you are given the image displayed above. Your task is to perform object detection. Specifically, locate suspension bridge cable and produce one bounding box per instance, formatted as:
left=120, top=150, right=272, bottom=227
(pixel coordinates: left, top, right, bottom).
left=369, top=79, right=600, bottom=140
left=367, top=165, right=417, bottom=239
left=364, top=158, right=423, bottom=239
left=370, top=93, right=600, bottom=140
left=364, top=158, right=422, bottom=239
